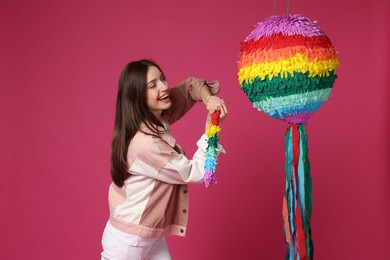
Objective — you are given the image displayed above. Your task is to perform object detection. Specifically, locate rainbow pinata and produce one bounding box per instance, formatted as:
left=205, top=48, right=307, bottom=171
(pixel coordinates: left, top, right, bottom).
left=237, top=14, right=340, bottom=260
left=238, top=14, right=339, bottom=124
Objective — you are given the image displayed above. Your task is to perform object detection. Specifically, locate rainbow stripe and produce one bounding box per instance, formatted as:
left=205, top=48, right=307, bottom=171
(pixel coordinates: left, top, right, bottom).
left=238, top=14, right=339, bottom=124
left=237, top=14, right=340, bottom=260
left=204, top=111, right=221, bottom=187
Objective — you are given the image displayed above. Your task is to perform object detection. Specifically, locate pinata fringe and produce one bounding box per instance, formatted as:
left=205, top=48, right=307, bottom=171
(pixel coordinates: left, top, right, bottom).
left=204, top=111, right=221, bottom=187
left=283, top=124, right=313, bottom=260
left=238, top=54, right=339, bottom=84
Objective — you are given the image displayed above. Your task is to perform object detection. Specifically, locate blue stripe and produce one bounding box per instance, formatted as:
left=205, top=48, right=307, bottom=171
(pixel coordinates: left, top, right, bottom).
left=268, top=101, right=325, bottom=120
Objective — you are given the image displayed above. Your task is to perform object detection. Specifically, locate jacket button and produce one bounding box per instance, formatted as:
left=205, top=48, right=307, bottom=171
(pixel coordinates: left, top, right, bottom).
left=180, top=229, right=184, bottom=233
left=182, top=209, right=187, bottom=213
left=183, top=189, right=187, bottom=194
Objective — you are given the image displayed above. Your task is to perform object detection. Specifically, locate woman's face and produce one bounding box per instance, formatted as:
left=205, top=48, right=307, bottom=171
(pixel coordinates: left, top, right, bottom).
left=146, top=66, right=171, bottom=118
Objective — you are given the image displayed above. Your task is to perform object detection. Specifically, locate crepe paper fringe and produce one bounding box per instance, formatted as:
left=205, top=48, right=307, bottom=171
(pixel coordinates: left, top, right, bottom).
left=245, top=14, right=325, bottom=41
left=204, top=111, right=221, bottom=187
left=238, top=54, right=338, bottom=84
left=283, top=124, right=313, bottom=260
left=240, top=34, right=334, bottom=55
left=241, top=72, right=336, bottom=102
left=236, top=14, right=336, bottom=259
left=259, top=102, right=323, bottom=125
left=237, top=14, right=339, bottom=125
left=252, top=88, right=332, bottom=113
left=239, top=44, right=337, bottom=69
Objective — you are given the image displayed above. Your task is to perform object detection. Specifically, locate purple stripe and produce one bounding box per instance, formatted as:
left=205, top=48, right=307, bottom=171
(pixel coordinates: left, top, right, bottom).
left=245, top=14, right=325, bottom=42
left=282, top=113, right=315, bottom=125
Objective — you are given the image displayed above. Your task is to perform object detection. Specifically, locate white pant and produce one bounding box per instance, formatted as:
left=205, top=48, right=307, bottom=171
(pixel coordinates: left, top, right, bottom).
left=101, top=221, right=172, bottom=260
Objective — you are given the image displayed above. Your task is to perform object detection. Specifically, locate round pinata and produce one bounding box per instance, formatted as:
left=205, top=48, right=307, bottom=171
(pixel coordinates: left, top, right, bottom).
left=238, top=14, right=339, bottom=124
left=237, top=14, right=340, bottom=260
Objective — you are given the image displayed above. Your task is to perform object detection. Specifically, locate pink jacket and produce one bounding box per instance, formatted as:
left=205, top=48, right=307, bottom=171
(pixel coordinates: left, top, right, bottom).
left=108, top=77, right=220, bottom=238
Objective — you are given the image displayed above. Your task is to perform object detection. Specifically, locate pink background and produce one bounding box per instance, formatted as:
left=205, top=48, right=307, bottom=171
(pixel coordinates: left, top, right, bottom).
left=1, top=0, right=389, bottom=259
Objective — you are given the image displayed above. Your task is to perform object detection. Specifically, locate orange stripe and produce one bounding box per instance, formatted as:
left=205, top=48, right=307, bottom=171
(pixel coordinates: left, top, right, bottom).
left=238, top=46, right=337, bottom=68
left=283, top=196, right=291, bottom=243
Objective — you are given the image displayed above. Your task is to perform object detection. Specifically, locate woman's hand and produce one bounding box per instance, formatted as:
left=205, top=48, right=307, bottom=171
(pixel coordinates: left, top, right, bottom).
left=205, top=95, right=228, bottom=122
left=199, top=81, right=227, bottom=122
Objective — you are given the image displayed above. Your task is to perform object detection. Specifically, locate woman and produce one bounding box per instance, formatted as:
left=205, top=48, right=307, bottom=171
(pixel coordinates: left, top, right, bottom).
left=101, top=59, right=227, bottom=259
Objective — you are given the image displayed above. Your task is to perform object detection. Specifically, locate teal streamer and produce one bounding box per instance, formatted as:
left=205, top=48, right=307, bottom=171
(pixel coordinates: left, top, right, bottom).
left=284, top=125, right=314, bottom=260
left=284, top=127, right=294, bottom=237
left=298, top=129, right=306, bottom=216
left=298, top=125, right=313, bottom=258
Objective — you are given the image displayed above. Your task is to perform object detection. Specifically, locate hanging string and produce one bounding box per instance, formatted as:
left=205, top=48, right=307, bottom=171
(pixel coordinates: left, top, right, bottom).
left=273, top=0, right=277, bottom=27
left=298, top=0, right=302, bottom=14
left=286, top=0, right=290, bottom=26
left=273, top=0, right=303, bottom=16
left=272, top=0, right=304, bottom=26
left=273, top=0, right=277, bottom=15
left=286, top=0, right=290, bottom=16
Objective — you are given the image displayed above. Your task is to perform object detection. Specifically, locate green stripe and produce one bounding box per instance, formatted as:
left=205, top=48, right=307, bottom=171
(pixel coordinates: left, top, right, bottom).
left=240, top=71, right=337, bottom=103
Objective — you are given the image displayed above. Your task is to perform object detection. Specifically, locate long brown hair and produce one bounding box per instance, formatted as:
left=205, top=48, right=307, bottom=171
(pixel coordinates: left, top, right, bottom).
left=111, top=59, right=165, bottom=187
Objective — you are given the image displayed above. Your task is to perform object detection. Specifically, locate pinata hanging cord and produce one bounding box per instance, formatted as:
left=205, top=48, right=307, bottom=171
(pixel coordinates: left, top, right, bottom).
left=273, top=0, right=303, bottom=26
left=204, top=110, right=221, bottom=187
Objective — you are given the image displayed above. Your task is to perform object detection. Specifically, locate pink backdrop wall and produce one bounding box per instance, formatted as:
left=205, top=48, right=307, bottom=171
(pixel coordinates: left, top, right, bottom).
left=1, top=0, right=389, bottom=259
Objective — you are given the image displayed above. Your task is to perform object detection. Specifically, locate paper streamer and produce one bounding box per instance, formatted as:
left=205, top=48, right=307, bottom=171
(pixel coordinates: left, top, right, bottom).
left=283, top=124, right=313, bottom=259
left=238, top=14, right=339, bottom=125
left=237, top=14, right=339, bottom=259
left=204, top=110, right=221, bottom=187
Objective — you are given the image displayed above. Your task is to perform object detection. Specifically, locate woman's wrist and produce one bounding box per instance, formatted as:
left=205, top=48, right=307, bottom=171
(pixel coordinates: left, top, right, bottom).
left=200, top=83, right=213, bottom=104
left=206, top=95, right=213, bottom=106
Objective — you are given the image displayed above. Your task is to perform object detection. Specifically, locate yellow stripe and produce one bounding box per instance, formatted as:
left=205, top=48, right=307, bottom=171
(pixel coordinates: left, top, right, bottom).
left=206, top=125, right=221, bottom=137
left=238, top=53, right=339, bottom=85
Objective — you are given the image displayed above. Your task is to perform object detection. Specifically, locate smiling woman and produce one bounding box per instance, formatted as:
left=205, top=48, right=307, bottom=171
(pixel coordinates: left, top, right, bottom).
left=101, top=59, right=228, bottom=260
left=146, top=66, right=171, bottom=117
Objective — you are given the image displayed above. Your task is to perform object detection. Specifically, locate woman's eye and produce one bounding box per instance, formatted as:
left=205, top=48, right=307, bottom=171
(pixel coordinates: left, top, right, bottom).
left=149, top=84, right=156, bottom=89
left=161, top=75, right=166, bottom=81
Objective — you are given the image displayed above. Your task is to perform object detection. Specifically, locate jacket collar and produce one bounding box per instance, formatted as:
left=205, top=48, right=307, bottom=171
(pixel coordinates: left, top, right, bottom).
left=139, top=121, right=176, bottom=148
